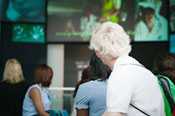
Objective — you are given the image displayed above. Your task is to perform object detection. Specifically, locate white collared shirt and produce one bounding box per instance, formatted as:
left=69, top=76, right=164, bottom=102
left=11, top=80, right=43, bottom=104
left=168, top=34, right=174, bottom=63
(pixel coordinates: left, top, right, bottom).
left=106, top=55, right=165, bottom=116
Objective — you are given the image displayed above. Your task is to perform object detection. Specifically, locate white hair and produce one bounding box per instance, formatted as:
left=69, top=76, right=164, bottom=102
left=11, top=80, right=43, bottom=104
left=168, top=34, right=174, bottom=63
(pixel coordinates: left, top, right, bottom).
left=89, top=21, right=131, bottom=58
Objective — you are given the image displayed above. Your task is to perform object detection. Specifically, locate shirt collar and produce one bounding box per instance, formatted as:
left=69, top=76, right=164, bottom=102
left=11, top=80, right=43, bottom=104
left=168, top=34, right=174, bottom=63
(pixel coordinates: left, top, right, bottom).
left=113, top=55, right=141, bottom=69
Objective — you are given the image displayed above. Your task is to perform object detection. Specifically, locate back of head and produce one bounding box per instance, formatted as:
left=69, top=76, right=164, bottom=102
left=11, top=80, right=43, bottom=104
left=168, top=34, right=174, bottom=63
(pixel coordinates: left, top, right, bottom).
left=73, top=66, right=91, bottom=97
left=142, top=7, right=155, bottom=16
left=154, top=53, right=175, bottom=72
left=89, top=21, right=131, bottom=59
left=73, top=55, right=111, bottom=97
left=153, top=53, right=175, bottom=83
left=89, top=52, right=111, bottom=80
left=34, top=64, right=53, bottom=87
left=3, top=58, right=24, bottom=84
left=81, top=66, right=91, bottom=82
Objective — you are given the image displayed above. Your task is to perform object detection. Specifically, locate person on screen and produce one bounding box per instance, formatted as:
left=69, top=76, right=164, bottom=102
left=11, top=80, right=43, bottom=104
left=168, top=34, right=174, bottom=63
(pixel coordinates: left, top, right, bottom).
left=100, top=0, right=122, bottom=23
left=89, top=21, right=165, bottom=116
left=6, top=0, right=44, bottom=22
left=134, top=1, right=168, bottom=41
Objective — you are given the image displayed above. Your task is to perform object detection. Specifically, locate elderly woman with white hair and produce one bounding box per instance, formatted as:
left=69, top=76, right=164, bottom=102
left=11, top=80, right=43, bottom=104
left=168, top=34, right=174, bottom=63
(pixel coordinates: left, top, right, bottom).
left=89, top=22, right=165, bottom=116
left=0, top=58, right=29, bottom=116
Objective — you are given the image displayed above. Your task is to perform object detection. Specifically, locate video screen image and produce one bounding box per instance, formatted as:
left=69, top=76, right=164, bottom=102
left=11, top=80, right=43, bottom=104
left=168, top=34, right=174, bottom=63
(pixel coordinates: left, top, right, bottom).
left=170, top=34, right=175, bottom=54
left=0, top=23, right=1, bottom=41
left=47, top=0, right=100, bottom=42
left=12, top=24, right=45, bottom=43
left=0, top=0, right=45, bottom=23
left=170, top=0, right=175, bottom=33
left=47, top=0, right=168, bottom=42
left=0, top=0, right=3, bottom=20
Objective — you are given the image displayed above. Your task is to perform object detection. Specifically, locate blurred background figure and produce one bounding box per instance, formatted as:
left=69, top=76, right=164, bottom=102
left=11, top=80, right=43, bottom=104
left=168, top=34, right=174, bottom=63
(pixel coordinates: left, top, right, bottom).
left=0, top=58, right=30, bottom=116
left=100, top=0, right=122, bottom=23
left=153, top=52, right=175, bottom=116
left=134, top=1, right=168, bottom=41
left=5, top=0, right=45, bottom=22
left=23, top=64, right=54, bottom=116
left=74, top=53, right=111, bottom=116
left=153, top=52, right=175, bottom=84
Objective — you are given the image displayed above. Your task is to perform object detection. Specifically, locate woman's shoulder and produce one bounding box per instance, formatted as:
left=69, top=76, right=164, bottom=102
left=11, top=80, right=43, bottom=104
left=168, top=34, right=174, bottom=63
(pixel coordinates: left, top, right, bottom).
left=79, top=80, right=106, bottom=89
left=27, top=84, right=41, bottom=93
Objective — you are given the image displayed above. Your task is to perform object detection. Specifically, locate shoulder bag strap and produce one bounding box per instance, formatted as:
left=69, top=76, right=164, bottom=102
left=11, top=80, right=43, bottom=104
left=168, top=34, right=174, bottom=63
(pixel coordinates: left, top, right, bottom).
left=130, top=104, right=151, bottom=116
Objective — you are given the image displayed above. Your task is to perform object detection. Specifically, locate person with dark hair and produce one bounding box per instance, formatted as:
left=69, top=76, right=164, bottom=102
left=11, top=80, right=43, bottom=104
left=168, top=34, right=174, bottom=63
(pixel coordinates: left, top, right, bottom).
left=73, top=66, right=91, bottom=98
left=23, top=64, right=53, bottom=116
left=134, top=1, right=168, bottom=41
left=74, top=53, right=111, bottom=116
left=153, top=52, right=175, bottom=116
left=0, top=58, right=29, bottom=116
left=153, top=52, right=175, bottom=84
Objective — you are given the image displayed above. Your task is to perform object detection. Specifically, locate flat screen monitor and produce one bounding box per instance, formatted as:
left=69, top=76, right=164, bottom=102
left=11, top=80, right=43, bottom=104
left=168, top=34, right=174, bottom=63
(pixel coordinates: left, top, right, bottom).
left=0, top=0, right=2, bottom=19
left=170, top=34, right=175, bottom=54
left=0, top=23, right=1, bottom=41
left=12, top=23, right=45, bottom=43
left=47, top=0, right=168, bottom=43
left=0, top=0, right=45, bottom=23
left=170, top=0, right=175, bottom=33
left=47, top=0, right=101, bottom=42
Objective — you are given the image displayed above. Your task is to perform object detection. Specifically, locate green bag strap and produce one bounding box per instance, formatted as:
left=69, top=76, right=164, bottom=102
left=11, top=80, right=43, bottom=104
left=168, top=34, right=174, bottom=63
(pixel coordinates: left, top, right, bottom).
left=157, top=74, right=175, bottom=115
left=165, top=77, right=175, bottom=102
left=159, top=83, right=172, bottom=116
left=158, top=75, right=175, bottom=103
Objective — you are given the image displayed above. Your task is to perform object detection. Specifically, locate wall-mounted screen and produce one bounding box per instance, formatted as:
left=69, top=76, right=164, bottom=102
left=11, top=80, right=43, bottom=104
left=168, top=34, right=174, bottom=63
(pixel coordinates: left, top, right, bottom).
left=12, top=23, right=45, bottom=43
left=170, top=0, right=175, bottom=33
left=0, top=0, right=2, bottom=20
left=47, top=0, right=101, bottom=42
left=170, top=34, right=175, bottom=54
left=47, top=0, right=168, bottom=43
left=133, top=0, right=168, bottom=42
left=0, top=0, right=45, bottom=23
left=0, top=22, right=1, bottom=41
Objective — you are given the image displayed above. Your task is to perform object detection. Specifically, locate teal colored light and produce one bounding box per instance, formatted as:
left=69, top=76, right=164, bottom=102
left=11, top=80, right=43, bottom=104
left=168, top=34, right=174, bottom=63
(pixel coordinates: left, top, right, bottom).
left=170, top=34, right=175, bottom=54
left=13, top=24, right=45, bottom=43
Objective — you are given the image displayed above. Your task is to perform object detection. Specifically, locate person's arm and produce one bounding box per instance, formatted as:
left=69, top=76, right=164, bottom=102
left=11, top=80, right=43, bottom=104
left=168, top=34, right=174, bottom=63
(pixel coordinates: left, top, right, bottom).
left=103, top=112, right=124, bottom=116
left=76, top=109, right=88, bottom=116
left=29, top=87, right=49, bottom=116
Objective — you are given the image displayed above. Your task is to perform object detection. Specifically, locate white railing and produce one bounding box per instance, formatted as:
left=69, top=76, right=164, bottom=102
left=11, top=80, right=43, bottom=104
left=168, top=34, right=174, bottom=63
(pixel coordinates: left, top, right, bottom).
left=49, top=87, right=75, bottom=91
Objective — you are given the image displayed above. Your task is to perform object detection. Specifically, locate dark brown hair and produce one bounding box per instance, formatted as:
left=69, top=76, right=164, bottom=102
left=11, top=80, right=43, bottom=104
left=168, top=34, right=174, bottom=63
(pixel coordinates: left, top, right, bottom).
left=73, top=66, right=91, bottom=97
left=34, top=64, right=53, bottom=87
left=73, top=52, right=111, bottom=97
left=153, top=52, right=175, bottom=83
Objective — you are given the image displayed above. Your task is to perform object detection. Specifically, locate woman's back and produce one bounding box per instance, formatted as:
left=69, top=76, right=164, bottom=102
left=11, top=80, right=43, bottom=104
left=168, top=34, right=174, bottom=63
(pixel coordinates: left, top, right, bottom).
left=74, top=80, right=107, bottom=116
left=23, top=84, right=51, bottom=116
left=0, top=81, right=29, bottom=116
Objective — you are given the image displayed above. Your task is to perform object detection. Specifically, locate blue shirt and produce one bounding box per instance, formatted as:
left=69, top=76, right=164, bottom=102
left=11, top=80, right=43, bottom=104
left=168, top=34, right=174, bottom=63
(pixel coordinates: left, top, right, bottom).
left=23, top=84, right=51, bottom=116
left=74, top=80, right=107, bottom=116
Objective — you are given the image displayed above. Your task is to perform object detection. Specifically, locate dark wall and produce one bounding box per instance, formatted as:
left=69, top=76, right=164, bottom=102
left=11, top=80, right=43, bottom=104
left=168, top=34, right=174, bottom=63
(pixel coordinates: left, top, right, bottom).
left=130, top=42, right=169, bottom=70
left=0, top=22, right=47, bottom=81
left=0, top=22, right=2, bottom=78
